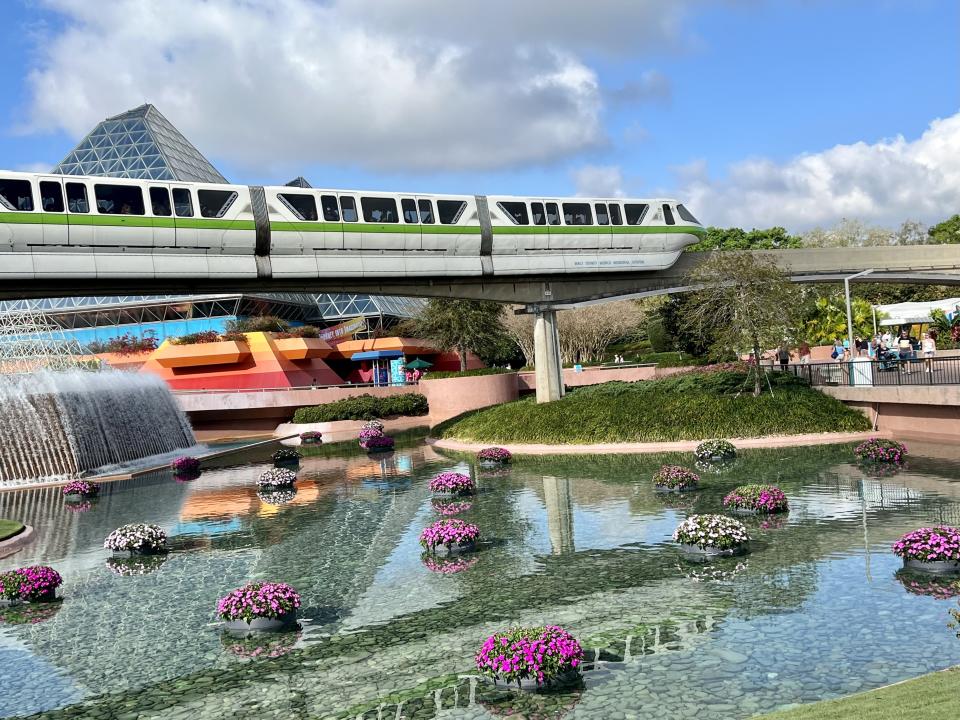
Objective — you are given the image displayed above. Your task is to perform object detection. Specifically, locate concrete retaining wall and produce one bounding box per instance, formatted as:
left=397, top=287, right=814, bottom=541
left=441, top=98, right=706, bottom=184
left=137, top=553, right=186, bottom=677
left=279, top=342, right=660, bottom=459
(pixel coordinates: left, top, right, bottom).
left=819, top=385, right=960, bottom=443
left=518, top=364, right=687, bottom=391
left=419, top=373, right=519, bottom=424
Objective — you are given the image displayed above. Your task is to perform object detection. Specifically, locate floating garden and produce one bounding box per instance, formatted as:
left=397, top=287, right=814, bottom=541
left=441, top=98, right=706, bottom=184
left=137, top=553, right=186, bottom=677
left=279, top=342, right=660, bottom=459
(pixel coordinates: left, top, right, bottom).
left=652, top=465, right=700, bottom=493
left=0, top=565, right=62, bottom=603
left=419, top=518, right=480, bottom=554
left=216, top=581, right=301, bottom=633
left=893, top=526, right=960, bottom=573
left=673, top=514, right=750, bottom=556
left=428, top=471, right=475, bottom=496
left=722, top=484, right=789, bottom=514
left=61, top=480, right=100, bottom=500
left=854, top=437, right=908, bottom=465
left=475, top=626, right=584, bottom=689
left=103, top=523, right=167, bottom=555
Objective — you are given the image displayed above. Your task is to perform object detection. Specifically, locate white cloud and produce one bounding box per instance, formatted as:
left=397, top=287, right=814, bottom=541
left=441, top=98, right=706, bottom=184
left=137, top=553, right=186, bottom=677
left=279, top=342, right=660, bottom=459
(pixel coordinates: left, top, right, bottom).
left=22, top=0, right=694, bottom=174
left=15, top=162, right=52, bottom=173
left=675, top=112, right=960, bottom=231
left=572, top=165, right=626, bottom=197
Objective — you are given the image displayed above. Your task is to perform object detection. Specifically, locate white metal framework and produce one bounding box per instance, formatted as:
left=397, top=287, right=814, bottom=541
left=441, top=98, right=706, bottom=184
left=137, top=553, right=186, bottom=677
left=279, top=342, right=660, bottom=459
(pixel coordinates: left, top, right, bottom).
left=0, top=308, right=91, bottom=374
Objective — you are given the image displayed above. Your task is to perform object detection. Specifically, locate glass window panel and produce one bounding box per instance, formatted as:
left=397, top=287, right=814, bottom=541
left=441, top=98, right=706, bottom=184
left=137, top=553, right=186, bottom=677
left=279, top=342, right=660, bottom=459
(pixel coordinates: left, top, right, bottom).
left=594, top=203, right=609, bottom=225
left=40, top=181, right=64, bottom=212
left=173, top=188, right=194, bottom=217
left=150, top=187, right=172, bottom=216
left=320, top=194, right=340, bottom=221
left=0, top=178, right=34, bottom=211
left=609, top=204, right=623, bottom=225
left=401, top=198, right=419, bottom=223
left=624, top=203, right=648, bottom=225
left=545, top=202, right=560, bottom=225
left=437, top=199, right=466, bottom=224
left=94, top=184, right=145, bottom=215
left=562, top=202, right=592, bottom=225
left=531, top=202, right=546, bottom=225
left=339, top=196, right=358, bottom=222
left=497, top=201, right=529, bottom=225
left=198, top=189, right=238, bottom=218
left=663, top=204, right=675, bottom=225
left=418, top=199, right=434, bottom=224
left=66, top=183, right=89, bottom=213
left=278, top=192, right=318, bottom=221
left=677, top=204, right=699, bottom=223
left=361, top=196, right=399, bottom=223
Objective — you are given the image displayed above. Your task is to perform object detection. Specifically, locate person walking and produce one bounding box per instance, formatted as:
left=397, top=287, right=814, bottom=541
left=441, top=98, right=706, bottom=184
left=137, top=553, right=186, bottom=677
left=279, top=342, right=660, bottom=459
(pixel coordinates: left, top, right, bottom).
left=921, top=331, right=936, bottom=373
left=799, top=341, right=811, bottom=364
left=898, top=331, right=913, bottom=373
left=832, top=338, right=844, bottom=363
left=776, top=344, right=791, bottom=371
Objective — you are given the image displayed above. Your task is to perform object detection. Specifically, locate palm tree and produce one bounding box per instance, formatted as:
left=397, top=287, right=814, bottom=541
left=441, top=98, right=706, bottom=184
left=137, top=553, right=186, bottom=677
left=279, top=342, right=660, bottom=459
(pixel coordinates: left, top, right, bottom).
left=803, top=296, right=878, bottom=345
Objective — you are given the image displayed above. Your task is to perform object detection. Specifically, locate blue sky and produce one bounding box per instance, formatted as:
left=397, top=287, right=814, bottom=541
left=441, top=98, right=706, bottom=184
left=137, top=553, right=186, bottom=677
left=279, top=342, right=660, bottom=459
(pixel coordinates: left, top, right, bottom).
left=0, top=0, right=956, bottom=231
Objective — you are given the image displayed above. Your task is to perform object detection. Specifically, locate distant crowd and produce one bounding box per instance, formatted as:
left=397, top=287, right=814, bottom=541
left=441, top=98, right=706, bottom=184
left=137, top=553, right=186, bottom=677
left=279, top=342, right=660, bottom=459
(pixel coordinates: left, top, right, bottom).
left=769, top=329, right=939, bottom=374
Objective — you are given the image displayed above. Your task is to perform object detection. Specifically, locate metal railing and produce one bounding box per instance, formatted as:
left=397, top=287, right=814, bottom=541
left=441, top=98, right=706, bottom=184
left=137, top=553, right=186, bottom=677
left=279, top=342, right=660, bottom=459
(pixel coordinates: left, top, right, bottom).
left=786, top=354, right=960, bottom=387
left=172, top=380, right=417, bottom=395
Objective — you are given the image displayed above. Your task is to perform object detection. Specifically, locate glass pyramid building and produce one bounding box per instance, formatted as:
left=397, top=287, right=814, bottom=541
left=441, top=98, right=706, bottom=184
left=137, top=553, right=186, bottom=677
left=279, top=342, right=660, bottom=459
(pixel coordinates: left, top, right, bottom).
left=52, top=104, right=227, bottom=183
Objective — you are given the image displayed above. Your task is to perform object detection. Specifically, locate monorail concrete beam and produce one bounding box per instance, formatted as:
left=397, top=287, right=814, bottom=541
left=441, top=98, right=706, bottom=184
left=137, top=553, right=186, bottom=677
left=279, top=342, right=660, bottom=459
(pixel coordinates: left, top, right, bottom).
left=533, top=308, right=563, bottom=404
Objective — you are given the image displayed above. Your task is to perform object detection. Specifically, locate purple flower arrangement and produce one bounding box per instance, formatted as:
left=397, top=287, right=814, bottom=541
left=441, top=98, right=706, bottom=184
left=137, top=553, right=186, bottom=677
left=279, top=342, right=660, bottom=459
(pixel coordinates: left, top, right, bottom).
left=673, top=514, right=750, bottom=550
left=62, top=480, right=100, bottom=497
left=361, top=435, right=395, bottom=451
left=216, top=581, right=301, bottom=623
left=171, top=456, right=201, bottom=475
left=428, top=471, right=476, bottom=496
left=652, top=465, right=700, bottom=491
left=419, top=518, right=481, bottom=551
left=477, top=447, right=512, bottom=464
left=475, top=626, right=584, bottom=687
left=722, top=484, right=789, bottom=514
left=854, top=438, right=907, bottom=465
left=422, top=555, right=479, bottom=574
left=432, top=499, right=474, bottom=516
left=358, top=425, right=384, bottom=441
left=299, top=431, right=322, bottom=444
left=0, top=565, right=63, bottom=602
left=103, top=523, right=167, bottom=554
left=892, top=526, right=960, bottom=563
left=258, top=468, right=297, bottom=488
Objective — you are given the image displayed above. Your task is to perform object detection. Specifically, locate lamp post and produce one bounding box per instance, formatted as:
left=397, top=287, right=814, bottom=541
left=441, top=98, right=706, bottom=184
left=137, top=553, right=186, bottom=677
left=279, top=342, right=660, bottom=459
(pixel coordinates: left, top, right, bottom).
left=845, top=269, right=874, bottom=358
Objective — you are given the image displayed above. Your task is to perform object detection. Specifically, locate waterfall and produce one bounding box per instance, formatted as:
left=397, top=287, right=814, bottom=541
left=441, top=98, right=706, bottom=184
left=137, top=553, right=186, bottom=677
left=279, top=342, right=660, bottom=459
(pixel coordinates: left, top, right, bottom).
left=0, top=369, right=195, bottom=485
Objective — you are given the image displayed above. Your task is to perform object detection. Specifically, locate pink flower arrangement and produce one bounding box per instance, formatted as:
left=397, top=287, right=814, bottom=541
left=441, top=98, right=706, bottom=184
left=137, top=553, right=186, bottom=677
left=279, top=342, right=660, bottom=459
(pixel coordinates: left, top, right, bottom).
left=358, top=426, right=384, bottom=441
left=652, top=465, right=700, bottom=491
left=432, top=499, right=473, bottom=516
left=854, top=438, right=907, bottom=464
left=722, top=484, right=789, bottom=514
left=216, top=581, right=301, bottom=623
left=477, top=447, right=512, bottom=463
left=892, top=526, right=960, bottom=563
left=475, top=626, right=583, bottom=687
left=299, top=431, right=322, bottom=444
left=419, top=518, right=480, bottom=551
left=171, top=456, right=201, bottom=475
left=422, top=556, right=479, bottom=574
left=428, top=472, right=476, bottom=496
left=361, top=435, right=395, bottom=451
left=0, top=565, right=63, bottom=602
left=62, top=480, right=100, bottom=497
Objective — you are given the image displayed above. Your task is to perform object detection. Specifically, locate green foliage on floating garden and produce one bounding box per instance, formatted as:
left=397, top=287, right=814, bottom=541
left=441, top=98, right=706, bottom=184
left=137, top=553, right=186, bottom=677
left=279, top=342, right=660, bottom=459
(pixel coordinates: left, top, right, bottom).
left=292, top=393, right=428, bottom=423
left=423, top=368, right=514, bottom=380
left=437, top=371, right=870, bottom=444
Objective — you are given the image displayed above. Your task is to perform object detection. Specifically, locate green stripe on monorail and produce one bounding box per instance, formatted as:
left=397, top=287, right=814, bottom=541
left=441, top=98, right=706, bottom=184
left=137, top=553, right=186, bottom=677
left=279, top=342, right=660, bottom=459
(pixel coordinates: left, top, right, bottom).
left=492, top=225, right=706, bottom=236
left=0, top=212, right=255, bottom=230
left=270, top=221, right=483, bottom=234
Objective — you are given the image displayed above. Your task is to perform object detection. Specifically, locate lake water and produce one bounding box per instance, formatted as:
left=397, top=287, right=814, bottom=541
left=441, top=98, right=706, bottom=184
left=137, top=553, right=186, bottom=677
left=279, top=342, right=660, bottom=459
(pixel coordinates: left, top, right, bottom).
left=2, top=438, right=960, bottom=719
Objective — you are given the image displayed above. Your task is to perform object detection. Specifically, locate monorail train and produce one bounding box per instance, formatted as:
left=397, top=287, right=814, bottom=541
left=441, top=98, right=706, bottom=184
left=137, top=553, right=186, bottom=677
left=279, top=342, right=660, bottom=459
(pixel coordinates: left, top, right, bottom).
left=0, top=171, right=704, bottom=280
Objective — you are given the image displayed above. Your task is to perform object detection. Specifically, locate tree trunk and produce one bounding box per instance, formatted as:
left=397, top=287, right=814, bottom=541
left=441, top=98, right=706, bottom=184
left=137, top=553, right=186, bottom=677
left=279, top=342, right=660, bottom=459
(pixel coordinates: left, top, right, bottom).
left=458, top=344, right=467, bottom=372
left=752, top=335, right=762, bottom=397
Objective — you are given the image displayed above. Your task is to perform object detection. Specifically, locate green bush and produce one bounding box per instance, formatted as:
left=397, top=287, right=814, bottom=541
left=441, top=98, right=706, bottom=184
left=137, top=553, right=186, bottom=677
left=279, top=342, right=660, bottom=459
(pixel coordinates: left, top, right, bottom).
left=646, top=319, right=671, bottom=353
left=437, top=370, right=870, bottom=444
left=293, top=393, right=428, bottom=423
left=423, top=368, right=513, bottom=380
left=228, top=315, right=290, bottom=333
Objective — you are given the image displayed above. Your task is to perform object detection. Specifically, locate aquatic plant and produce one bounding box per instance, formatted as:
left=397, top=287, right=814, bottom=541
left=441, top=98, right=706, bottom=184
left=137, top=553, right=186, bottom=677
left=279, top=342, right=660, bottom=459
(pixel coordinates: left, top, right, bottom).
left=0, top=566, right=62, bottom=601
left=171, top=456, right=201, bottom=475
left=694, top=439, right=737, bottom=461
left=475, top=625, right=583, bottom=687
left=419, top=519, right=480, bottom=551
left=62, top=480, right=100, bottom=497
left=854, top=438, right=907, bottom=464
left=673, top=514, right=749, bottom=550
left=722, top=484, right=789, bottom=513
left=892, top=526, right=960, bottom=563
left=477, top=447, right=512, bottom=463
left=428, top=471, right=475, bottom=496
left=652, top=465, right=700, bottom=491
left=103, top=523, right=167, bottom=554
left=257, top=468, right=297, bottom=488
left=216, top=582, right=301, bottom=622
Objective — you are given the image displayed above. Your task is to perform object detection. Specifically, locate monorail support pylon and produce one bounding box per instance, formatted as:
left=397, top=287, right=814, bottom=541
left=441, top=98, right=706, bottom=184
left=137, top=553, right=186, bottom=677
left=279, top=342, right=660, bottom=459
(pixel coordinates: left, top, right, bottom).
left=533, top=308, right=564, bottom=404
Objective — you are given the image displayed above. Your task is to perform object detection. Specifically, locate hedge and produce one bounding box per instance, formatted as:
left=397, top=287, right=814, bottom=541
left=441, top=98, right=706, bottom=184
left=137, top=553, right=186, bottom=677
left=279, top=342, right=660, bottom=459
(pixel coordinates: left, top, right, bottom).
left=292, top=393, right=428, bottom=423
left=423, top=368, right=513, bottom=380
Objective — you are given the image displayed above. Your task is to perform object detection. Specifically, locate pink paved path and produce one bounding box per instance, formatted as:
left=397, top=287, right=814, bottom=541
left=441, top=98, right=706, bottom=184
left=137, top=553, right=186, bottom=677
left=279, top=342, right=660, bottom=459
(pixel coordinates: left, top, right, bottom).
left=428, top=431, right=883, bottom=456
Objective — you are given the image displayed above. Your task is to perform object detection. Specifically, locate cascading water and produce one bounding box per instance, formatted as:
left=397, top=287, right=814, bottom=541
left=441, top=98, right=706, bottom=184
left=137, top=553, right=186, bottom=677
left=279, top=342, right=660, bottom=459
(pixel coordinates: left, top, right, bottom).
left=0, top=369, right=195, bottom=485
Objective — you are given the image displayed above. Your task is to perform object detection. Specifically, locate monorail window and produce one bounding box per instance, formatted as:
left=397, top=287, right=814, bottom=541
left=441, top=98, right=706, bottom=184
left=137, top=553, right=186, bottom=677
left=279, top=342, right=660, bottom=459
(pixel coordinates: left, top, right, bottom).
left=563, top=202, right=592, bottom=225
left=362, top=197, right=399, bottom=223
left=402, top=198, right=419, bottom=223
left=199, top=190, right=238, bottom=219
left=624, top=203, right=648, bottom=225
left=594, top=203, right=609, bottom=226
left=418, top=199, right=434, bottom=224
left=497, top=201, right=528, bottom=225
left=662, top=204, right=675, bottom=225
left=677, top=204, right=699, bottom=224
left=278, top=193, right=318, bottom=221
left=149, top=187, right=171, bottom=216
left=0, top=178, right=33, bottom=211
left=321, top=195, right=340, bottom=222
left=610, top=204, right=623, bottom=225
left=531, top=202, right=546, bottom=225
left=40, top=182, right=64, bottom=213
left=437, top=200, right=466, bottom=224
left=173, top=188, right=194, bottom=217
left=545, top=202, right=560, bottom=225
left=66, top=183, right=89, bottom=213
left=95, top=184, right=145, bottom=215
left=340, top=196, right=358, bottom=222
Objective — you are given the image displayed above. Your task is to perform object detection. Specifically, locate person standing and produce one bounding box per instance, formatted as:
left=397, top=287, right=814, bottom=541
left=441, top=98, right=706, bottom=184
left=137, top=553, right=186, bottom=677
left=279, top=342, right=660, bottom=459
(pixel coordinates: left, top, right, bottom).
left=777, top=344, right=791, bottom=371
left=799, top=341, right=811, bottom=364
left=921, top=331, right=936, bottom=373
left=898, top=331, right=913, bottom=373
left=832, top=338, right=844, bottom=363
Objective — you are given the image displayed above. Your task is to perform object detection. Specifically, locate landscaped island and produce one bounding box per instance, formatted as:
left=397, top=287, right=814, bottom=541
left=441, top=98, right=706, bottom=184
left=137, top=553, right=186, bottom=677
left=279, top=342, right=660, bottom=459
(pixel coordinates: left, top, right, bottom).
left=435, top=370, right=870, bottom=444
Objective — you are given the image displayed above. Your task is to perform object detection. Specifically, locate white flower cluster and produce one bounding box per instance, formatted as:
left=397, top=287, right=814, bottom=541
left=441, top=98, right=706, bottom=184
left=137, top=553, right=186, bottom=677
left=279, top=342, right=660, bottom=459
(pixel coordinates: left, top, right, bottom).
left=673, top=514, right=749, bottom=550
left=257, top=468, right=297, bottom=488
left=103, top=523, right=167, bottom=552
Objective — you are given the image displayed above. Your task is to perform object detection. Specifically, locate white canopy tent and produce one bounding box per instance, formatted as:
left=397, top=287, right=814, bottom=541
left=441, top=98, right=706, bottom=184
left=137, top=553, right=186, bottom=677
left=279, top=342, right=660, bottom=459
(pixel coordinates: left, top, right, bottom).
left=874, top=298, right=960, bottom=327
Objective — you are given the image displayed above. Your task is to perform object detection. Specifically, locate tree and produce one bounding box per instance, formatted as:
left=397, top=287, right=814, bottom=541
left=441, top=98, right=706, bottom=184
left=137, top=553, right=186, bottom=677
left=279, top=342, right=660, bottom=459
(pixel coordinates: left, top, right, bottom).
left=801, top=295, right=879, bottom=345
left=500, top=307, right=536, bottom=366
left=928, top=214, right=960, bottom=244
left=683, top=252, right=801, bottom=396
left=410, top=299, right=507, bottom=371
left=687, top=226, right=802, bottom=252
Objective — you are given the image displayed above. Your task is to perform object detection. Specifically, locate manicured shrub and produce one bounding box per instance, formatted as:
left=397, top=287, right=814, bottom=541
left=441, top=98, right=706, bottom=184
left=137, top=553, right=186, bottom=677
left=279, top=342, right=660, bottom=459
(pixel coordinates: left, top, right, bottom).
left=0, top=566, right=62, bottom=602
left=475, top=626, right=583, bottom=687
left=171, top=330, right=221, bottom=345
left=428, top=472, right=475, bottom=496
left=228, top=315, right=290, bottom=333
left=62, top=480, right=100, bottom=497
left=652, top=465, right=699, bottom=491
left=216, top=582, right=301, bottom=622
left=854, top=438, right=907, bottom=464
left=423, top=368, right=513, bottom=380
left=673, top=514, right=749, bottom=550
left=893, top=526, right=960, bottom=563
left=219, top=330, right=248, bottom=343
left=292, top=394, right=428, bottom=423
left=104, top=523, right=167, bottom=554
left=419, top=519, right=480, bottom=551
left=477, top=447, right=512, bottom=463
left=695, top=439, right=737, bottom=461
left=258, top=468, right=297, bottom=488
left=722, top=484, right=789, bottom=513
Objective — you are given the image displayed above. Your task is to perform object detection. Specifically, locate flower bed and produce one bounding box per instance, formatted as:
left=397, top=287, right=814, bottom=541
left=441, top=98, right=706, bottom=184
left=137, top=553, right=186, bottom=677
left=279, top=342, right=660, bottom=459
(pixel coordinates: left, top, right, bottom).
left=358, top=425, right=384, bottom=441
left=272, top=448, right=301, bottom=465
left=694, top=439, right=737, bottom=462
left=171, top=456, right=202, bottom=476
left=299, top=431, right=322, bottom=445
left=428, top=472, right=476, bottom=496
left=477, top=447, right=512, bottom=464
left=422, top=556, right=479, bottom=574
left=673, top=514, right=749, bottom=555
left=854, top=438, right=907, bottom=465
left=104, top=523, right=167, bottom=554
left=361, top=435, right=395, bottom=452
left=419, top=518, right=481, bottom=553
left=652, top=465, right=699, bottom=492
left=216, top=581, right=301, bottom=631
left=257, top=468, right=297, bottom=488
left=257, top=488, right=298, bottom=506
left=0, top=566, right=63, bottom=602
left=106, top=555, right=169, bottom=576
left=893, top=526, right=960, bottom=573
left=475, top=626, right=584, bottom=689
left=432, top=499, right=473, bottom=516
left=62, top=480, right=100, bottom=498
left=722, top=484, right=789, bottom=514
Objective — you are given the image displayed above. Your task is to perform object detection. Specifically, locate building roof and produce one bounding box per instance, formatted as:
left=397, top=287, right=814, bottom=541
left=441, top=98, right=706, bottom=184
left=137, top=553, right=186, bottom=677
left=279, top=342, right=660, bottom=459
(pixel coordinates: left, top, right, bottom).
left=52, top=104, right=227, bottom=183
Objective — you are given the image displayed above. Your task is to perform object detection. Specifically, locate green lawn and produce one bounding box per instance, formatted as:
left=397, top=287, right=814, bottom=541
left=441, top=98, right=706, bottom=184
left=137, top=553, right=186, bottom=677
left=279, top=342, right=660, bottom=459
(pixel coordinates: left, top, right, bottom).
left=759, top=667, right=960, bottom=719
left=0, top=518, right=25, bottom=541
left=437, top=370, right=871, bottom=444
